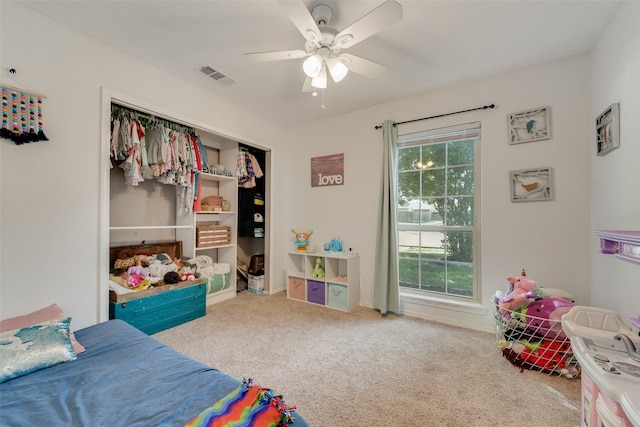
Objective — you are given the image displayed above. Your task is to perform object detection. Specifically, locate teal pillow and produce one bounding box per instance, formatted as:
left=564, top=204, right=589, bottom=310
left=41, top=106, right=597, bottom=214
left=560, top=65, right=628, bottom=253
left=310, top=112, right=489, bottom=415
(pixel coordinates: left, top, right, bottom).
left=0, top=317, right=77, bottom=383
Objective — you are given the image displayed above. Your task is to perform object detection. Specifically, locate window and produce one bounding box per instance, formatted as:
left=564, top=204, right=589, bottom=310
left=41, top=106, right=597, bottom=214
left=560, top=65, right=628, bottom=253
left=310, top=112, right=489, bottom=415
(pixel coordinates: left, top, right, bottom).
left=396, top=122, right=480, bottom=300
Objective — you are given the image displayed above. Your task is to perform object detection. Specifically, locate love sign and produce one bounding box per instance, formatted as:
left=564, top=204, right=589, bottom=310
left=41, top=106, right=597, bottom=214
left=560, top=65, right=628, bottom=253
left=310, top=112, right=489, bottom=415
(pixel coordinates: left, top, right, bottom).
left=311, top=153, right=344, bottom=187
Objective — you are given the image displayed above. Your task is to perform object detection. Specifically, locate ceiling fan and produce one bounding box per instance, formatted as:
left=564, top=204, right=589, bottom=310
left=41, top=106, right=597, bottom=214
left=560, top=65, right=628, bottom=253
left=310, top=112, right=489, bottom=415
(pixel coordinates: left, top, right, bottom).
left=244, top=0, right=403, bottom=92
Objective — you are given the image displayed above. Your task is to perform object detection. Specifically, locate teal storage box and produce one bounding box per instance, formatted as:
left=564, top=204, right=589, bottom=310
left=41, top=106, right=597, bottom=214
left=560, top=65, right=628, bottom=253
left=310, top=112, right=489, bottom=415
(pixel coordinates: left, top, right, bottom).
left=109, top=280, right=206, bottom=335
left=328, top=283, right=348, bottom=311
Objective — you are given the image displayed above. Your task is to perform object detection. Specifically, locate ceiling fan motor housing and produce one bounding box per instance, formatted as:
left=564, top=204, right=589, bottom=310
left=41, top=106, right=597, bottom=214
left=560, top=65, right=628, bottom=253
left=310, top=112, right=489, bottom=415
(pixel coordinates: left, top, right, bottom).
left=311, top=4, right=333, bottom=26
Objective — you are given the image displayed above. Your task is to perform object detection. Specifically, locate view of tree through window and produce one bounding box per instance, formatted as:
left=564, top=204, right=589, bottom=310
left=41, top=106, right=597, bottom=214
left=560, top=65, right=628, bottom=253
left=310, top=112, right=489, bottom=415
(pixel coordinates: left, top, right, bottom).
left=397, top=123, right=480, bottom=299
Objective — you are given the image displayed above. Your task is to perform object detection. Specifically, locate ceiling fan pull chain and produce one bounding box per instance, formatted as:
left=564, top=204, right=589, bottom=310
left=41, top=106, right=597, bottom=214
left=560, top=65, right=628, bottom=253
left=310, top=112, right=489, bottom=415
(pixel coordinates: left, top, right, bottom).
left=321, top=89, right=326, bottom=110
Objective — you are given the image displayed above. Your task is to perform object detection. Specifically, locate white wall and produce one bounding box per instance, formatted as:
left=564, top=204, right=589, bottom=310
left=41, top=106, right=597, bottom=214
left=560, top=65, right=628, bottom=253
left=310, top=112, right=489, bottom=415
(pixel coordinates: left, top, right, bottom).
left=3, top=1, right=637, bottom=335
left=0, top=2, right=284, bottom=328
left=590, top=2, right=640, bottom=324
left=282, top=55, right=593, bottom=332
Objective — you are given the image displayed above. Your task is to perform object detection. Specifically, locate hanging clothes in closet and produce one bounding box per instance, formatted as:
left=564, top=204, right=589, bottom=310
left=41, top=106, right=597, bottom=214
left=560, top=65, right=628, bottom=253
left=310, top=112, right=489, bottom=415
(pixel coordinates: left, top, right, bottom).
left=237, top=147, right=265, bottom=238
left=109, top=104, right=212, bottom=215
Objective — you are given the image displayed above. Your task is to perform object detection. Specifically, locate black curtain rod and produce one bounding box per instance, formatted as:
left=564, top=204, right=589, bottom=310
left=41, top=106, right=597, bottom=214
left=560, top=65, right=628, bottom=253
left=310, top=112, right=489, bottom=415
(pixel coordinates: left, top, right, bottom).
left=374, top=104, right=495, bottom=130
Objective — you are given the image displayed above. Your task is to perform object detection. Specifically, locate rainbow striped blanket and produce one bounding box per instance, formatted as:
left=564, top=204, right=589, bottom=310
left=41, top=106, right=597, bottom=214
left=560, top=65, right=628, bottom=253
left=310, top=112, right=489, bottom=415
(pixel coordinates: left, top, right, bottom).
left=185, top=378, right=296, bottom=427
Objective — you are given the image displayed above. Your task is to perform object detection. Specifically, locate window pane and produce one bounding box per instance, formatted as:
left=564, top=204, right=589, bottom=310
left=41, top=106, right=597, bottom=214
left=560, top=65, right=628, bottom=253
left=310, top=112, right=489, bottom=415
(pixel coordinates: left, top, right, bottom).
left=421, top=144, right=446, bottom=168
left=428, top=197, right=445, bottom=226
left=398, top=170, right=420, bottom=201
left=398, top=147, right=420, bottom=171
left=398, top=235, right=419, bottom=289
left=444, top=231, right=473, bottom=263
left=447, top=166, right=474, bottom=196
left=447, top=139, right=474, bottom=165
left=399, top=258, right=419, bottom=289
left=445, top=197, right=474, bottom=226
left=421, top=168, right=445, bottom=197
left=447, top=262, right=473, bottom=297
left=420, top=259, right=445, bottom=292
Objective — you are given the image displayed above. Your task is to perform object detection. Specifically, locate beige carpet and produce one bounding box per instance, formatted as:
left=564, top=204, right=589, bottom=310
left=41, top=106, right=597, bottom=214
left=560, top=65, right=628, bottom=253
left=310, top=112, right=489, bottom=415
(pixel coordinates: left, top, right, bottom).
left=154, top=291, right=581, bottom=427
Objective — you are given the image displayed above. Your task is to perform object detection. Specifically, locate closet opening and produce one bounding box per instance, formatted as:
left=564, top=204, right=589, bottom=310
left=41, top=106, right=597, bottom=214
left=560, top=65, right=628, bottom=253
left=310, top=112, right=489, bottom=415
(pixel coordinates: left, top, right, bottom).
left=99, top=89, right=272, bottom=322
left=236, top=143, right=270, bottom=295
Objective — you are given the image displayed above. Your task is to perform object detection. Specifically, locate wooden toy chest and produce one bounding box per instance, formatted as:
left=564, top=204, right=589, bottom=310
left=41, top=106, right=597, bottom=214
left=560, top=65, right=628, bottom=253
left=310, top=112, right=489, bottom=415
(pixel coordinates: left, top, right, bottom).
left=108, top=241, right=206, bottom=335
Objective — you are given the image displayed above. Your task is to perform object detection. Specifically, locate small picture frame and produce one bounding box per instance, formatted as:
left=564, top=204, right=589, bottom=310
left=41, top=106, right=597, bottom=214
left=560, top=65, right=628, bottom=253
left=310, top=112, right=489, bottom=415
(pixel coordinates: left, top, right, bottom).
left=508, top=106, right=551, bottom=144
left=510, top=167, right=554, bottom=202
left=596, top=103, right=620, bottom=156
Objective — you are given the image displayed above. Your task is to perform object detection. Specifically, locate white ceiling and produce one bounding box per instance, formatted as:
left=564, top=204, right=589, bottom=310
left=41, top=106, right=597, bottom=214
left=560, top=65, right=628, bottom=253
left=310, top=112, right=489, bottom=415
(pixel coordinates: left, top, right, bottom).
left=20, top=0, right=620, bottom=127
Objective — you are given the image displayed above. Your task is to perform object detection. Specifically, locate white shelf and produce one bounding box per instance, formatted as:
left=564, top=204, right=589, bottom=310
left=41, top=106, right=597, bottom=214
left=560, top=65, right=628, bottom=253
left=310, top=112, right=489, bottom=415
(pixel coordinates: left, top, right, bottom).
left=109, top=225, right=192, bottom=230
left=195, top=244, right=234, bottom=251
left=200, top=172, right=235, bottom=182
left=595, top=230, right=640, bottom=266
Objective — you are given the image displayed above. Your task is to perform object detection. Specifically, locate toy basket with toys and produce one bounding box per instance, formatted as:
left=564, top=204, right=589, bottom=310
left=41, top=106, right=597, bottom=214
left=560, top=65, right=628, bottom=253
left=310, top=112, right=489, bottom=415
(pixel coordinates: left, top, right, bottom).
left=493, top=270, right=580, bottom=378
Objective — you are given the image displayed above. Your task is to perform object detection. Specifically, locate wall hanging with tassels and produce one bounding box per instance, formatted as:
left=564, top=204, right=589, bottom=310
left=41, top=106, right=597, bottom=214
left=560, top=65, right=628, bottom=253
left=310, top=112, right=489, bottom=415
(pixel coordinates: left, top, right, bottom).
left=1, top=86, right=49, bottom=144
left=1, top=68, right=49, bottom=144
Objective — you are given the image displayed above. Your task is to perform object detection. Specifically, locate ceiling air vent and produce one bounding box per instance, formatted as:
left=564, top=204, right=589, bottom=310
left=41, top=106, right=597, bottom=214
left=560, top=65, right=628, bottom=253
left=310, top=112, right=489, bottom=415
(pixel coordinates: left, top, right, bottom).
left=199, top=65, right=237, bottom=86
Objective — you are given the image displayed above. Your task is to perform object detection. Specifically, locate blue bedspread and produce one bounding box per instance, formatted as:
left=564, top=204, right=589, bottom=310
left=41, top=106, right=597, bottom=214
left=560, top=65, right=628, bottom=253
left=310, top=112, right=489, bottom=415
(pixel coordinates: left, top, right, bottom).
left=0, top=319, right=308, bottom=427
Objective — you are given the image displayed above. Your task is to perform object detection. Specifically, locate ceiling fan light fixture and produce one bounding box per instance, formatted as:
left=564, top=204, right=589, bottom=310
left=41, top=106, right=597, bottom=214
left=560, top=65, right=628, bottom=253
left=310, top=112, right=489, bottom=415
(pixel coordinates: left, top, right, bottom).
left=303, top=54, right=323, bottom=77
left=311, top=65, right=327, bottom=88
left=327, top=56, right=349, bottom=82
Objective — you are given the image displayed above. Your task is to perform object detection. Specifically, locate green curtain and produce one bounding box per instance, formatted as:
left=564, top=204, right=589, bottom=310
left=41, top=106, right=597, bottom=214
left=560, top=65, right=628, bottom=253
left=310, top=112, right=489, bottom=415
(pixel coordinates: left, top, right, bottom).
left=373, top=120, right=399, bottom=314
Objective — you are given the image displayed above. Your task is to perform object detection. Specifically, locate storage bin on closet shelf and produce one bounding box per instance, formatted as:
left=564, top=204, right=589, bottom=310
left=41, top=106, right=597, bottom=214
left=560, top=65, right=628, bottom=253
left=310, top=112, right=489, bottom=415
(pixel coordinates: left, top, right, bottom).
left=189, top=255, right=231, bottom=294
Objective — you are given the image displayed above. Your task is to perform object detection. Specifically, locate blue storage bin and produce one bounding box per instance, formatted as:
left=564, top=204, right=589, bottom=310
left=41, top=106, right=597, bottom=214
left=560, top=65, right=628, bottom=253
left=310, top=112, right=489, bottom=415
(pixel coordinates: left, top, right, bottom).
left=328, top=283, right=348, bottom=310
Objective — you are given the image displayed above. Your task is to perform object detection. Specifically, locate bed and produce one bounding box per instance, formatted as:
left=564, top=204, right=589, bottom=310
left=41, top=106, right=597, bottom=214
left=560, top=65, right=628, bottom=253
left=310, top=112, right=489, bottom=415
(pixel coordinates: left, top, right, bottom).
left=0, top=318, right=308, bottom=426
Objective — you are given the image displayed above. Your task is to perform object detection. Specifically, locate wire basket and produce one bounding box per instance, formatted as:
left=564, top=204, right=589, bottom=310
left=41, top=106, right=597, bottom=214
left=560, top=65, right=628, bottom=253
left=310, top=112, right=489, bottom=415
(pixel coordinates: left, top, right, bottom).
left=493, top=302, right=580, bottom=378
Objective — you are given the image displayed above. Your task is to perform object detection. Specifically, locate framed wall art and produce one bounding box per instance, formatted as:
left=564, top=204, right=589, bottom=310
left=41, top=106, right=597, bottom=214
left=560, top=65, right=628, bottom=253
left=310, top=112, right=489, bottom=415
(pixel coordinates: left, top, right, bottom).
left=509, top=167, right=554, bottom=202
left=507, top=106, right=551, bottom=144
left=596, top=103, right=620, bottom=156
left=311, top=153, right=344, bottom=187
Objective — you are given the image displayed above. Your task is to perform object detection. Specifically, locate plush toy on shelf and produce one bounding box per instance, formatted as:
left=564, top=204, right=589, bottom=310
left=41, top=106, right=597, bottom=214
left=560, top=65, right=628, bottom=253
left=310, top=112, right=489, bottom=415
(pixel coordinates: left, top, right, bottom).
left=324, top=237, right=344, bottom=253
left=311, top=258, right=325, bottom=278
left=498, top=269, right=537, bottom=316
left=292, top=228, right=313, bottom=252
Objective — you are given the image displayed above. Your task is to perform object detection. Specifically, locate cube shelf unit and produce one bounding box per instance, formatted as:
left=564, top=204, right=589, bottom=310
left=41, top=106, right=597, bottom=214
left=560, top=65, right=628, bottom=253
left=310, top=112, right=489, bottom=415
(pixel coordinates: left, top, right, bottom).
left=286, top=251, right=359, bottom=311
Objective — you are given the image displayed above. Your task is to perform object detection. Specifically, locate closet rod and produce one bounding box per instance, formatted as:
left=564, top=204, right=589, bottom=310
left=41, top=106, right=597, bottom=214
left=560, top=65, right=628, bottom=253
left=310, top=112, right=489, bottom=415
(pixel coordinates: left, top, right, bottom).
left=374, top=104, right=495, bottom=130
left=111, top=102, right=196, bottom=134
left=109, top=225, right=193, bottom=231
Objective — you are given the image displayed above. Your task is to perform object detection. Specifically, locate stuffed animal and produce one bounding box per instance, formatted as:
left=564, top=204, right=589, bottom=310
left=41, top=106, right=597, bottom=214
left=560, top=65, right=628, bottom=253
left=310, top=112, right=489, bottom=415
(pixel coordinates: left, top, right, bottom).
left=535, top=287, right=574, bottom=302
left=324, top=237, right=344, bottom=253
left=523, top=296, right=574, bottom=340
left=292, top=229, right=313, bottom=252
left=498, top=270, right=537, bottom=316
left=519, top=339, right=572, bottom=372
left=311, top=258, right=325, bottom=278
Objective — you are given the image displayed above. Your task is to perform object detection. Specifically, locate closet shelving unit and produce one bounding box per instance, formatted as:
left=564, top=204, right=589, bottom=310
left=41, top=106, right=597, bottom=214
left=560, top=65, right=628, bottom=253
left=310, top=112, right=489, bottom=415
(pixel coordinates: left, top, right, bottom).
left=175, top=144, right=238, bottom=305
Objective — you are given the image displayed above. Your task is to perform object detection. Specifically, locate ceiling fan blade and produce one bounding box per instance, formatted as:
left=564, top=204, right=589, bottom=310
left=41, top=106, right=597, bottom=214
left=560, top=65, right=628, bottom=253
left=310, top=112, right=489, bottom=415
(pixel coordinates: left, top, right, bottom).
left=334, top=0, right=403, bottom=49
left=301, top=76, right=314, bottom=93
left=244, top=50, right=308, bottom=62
left=277, top=0, right=322, bottom=46
left=341, top=53, right=386, bottom=79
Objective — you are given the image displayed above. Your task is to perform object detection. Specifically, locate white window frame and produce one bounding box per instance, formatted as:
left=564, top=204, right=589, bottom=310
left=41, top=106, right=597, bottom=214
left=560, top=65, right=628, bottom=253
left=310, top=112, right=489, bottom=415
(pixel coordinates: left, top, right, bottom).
left=396, top=122, right=481, bottom=303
